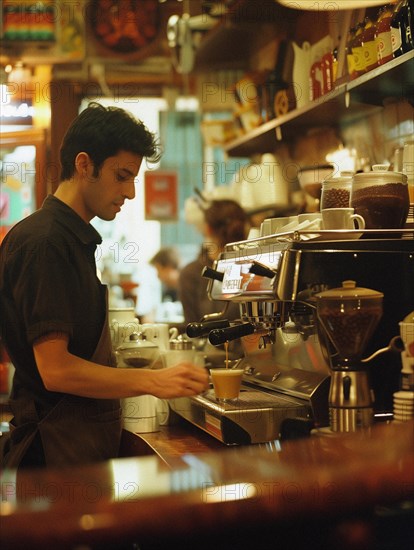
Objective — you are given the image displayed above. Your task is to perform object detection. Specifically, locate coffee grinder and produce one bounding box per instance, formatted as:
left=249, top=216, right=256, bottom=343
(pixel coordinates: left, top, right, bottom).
left=315, top=280, right=384, bottom=432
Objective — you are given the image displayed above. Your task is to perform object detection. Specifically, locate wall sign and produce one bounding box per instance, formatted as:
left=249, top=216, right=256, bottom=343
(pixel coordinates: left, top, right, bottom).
left=144, top=170, right=178, bottom=221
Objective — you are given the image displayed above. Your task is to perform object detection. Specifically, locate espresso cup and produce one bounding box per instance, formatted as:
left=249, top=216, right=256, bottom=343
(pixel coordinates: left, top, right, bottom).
left=322, top=208, right=365, bottom=230
left=210, top=368, right=244, bottom=402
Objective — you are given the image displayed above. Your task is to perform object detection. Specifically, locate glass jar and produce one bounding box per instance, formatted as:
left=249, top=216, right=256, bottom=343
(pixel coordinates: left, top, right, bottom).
left=315, top=280, right=383, bottom=364
left=351, top=165, right=409, bottom=229
left=321, top=172, right=353, bottom=209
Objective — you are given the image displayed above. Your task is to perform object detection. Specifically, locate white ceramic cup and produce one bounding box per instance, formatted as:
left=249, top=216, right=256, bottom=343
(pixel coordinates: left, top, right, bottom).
left=108, top=307, right=136, bottom=327
left=321, top=208, right=365, bottom=230
left=121, top=395, right=160, bottom=433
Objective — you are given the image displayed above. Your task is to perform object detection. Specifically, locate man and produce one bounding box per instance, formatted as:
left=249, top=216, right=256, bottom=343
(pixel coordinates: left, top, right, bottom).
left=0, top=103, right=208, bottom=469
left=150, top=247, right=181, bottom=303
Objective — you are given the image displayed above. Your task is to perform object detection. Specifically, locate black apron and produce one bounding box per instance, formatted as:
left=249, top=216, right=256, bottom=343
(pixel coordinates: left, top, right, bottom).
left=0, top=300, right=122, bottom=469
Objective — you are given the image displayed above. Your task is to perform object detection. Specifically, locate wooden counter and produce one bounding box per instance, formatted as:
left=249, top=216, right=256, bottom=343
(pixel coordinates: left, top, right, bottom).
left=1, top=419, right=413, bottom=550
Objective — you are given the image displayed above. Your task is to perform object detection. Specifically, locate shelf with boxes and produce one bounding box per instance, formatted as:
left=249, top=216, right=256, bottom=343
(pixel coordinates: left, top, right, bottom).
left=222, top=50, right=414, bottom=158
left=1, top=0, right=86, bottom=64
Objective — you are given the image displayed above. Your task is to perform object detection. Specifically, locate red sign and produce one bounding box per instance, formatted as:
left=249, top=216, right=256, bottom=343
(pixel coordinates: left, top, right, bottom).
left=144, top=170, right=178, bottom=221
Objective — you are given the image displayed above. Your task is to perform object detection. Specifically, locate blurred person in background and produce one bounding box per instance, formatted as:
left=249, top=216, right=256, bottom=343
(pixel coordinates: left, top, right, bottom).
left=179, top=199, right=250, bottom=325
left=150, top=246, right=181, bottom=303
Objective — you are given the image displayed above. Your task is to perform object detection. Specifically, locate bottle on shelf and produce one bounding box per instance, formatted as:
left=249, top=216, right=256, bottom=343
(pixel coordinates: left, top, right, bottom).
left=391, top=0, right=414, bottom=56
left=375, top=4, right=395, bottom=65
left=346, top=26, right=358, bottom=79
left=362, top=16, right=380, bottom=72
left=352, top=22, right=367, bottom=77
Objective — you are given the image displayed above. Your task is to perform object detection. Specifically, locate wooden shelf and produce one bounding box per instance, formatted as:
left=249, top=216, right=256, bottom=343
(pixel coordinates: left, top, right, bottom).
left=222, top=50, right=414, bottom=157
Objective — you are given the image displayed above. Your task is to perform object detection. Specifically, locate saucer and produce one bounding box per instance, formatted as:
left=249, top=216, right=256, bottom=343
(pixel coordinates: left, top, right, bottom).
left=303, top=230, right=363, bottom=241
left=394, top=399, right=414, bottom=405
left=393, top=391, right=414, bottom=400
left=394, top=396, right=414, bottom=403
left=393, top=415, right=414, bottom=421
left=393, top=404, right=414, bottom=412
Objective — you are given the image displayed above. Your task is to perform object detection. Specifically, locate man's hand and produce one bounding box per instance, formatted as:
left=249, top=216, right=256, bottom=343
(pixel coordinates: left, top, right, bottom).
left=149, top=362, right=209, bottom=399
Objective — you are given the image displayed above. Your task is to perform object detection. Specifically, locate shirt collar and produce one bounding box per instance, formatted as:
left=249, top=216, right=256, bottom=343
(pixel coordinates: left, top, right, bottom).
left=42, top=195, right=102, bottom=246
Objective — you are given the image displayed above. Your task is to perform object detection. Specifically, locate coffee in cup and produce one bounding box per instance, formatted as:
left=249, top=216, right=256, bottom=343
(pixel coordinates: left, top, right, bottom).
left=210, top=368, right=244, bottom=402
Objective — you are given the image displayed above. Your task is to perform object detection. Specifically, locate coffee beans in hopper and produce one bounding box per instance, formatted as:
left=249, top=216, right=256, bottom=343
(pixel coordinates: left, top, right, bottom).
left=321, top=188, right=350, bottom=209
left=318, top=305, right=382, bottom=360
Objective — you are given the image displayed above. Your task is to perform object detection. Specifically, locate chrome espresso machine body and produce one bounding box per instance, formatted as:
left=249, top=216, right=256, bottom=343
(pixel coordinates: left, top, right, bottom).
left=169, top=230, right=414, bottom=444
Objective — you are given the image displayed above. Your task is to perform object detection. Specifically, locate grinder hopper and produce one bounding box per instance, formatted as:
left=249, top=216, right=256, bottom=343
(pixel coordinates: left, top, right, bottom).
left=315, top=280, right=384, bottom=432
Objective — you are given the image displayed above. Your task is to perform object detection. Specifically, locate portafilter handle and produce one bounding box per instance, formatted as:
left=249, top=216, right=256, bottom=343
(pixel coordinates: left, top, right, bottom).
left=186, top=319, right=231, bottom=338
left=209, top=323, right=256, bottom=346
left=201, top=266, right=224, bottom=282
left=248, top=261, right=276, bottom=279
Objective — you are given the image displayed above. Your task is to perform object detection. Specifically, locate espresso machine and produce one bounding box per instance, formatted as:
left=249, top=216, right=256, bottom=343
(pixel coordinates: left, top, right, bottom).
left=169, top=228, right=414, bottom=444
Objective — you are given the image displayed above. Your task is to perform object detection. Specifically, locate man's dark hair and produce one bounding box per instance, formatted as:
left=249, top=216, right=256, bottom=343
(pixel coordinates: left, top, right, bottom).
left=60, top=102, right=161, bottom=180
left=150, top=247, right=180, bottom=270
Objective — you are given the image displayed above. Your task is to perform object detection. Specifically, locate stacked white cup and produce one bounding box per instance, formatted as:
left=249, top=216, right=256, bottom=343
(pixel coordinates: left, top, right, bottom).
left=393, top=318, right=414, bottom=422
left=393, top=391, right=414, bottom=422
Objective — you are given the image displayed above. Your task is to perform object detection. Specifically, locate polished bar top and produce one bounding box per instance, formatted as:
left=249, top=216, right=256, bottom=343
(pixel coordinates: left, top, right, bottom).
left=1, top=419, right=413, bottom=549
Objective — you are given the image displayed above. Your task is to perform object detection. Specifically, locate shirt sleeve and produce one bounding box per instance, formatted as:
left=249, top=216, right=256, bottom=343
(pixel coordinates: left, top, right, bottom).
left=13, top=237, right=77, bottom=344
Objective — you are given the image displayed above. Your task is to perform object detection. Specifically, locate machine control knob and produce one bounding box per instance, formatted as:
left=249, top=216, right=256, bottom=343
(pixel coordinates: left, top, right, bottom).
left=186, top=319, right=230, bottom=338
left=248, top=261, right=276, bottom=279
left=201, top=266, right=224, bottom=282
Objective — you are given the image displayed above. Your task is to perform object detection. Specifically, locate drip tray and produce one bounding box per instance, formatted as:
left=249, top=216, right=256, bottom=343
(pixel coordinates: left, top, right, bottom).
left=201, top=388, right=304, bottom=410
left=169, top=387, right=311, bottom=445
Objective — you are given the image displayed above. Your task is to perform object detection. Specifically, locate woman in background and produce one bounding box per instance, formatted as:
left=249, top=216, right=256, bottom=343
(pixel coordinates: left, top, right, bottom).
left=179, top=199, right=249, bottom=325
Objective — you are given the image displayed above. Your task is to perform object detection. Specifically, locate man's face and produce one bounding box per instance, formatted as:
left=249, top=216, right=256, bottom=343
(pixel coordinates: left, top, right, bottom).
left=83, top=151, right=142, bottom=221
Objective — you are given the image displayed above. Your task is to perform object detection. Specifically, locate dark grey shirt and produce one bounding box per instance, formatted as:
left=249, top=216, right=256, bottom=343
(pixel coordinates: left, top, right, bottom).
left=0, top=195, right=107, bottom=412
